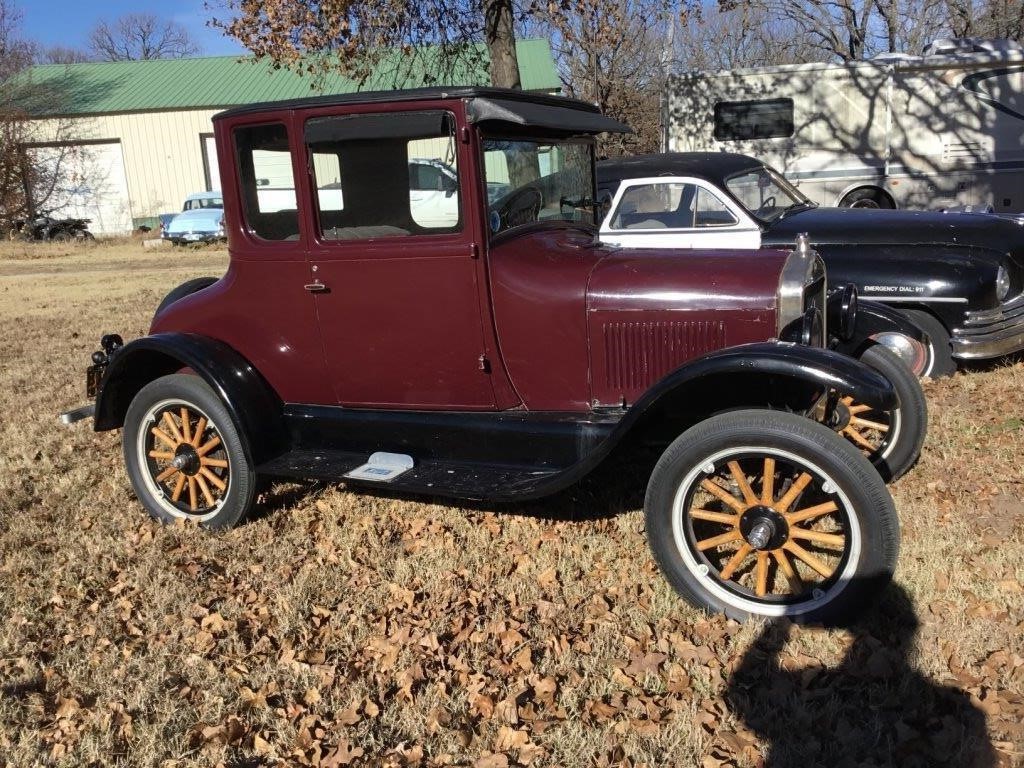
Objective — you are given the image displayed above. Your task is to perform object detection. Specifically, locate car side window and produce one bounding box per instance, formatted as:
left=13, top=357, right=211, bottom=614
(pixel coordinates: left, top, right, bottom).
left=304, top=111, right=460, bottom=240
left=611, top=182, right=737, bottom=230
left=694, top=187, right=738, bottom=227
left=234, top=123, right=300, bottom=241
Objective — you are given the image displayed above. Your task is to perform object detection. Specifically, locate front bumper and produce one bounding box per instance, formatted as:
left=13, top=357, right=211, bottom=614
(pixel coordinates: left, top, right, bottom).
left=952, top=293, right=1024, bottom=359
left=163, top=230, right=223, bottom=243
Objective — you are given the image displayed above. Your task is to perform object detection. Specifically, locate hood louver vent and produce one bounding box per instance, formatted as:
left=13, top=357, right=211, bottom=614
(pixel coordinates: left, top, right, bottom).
left=603, top=320, right=726, bottom=393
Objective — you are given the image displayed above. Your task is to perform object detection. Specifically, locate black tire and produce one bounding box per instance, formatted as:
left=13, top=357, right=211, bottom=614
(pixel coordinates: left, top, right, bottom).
left=842, top=344, right=927, bottom=482
left=76, top=230, right=95, bottom=241
left=155, top=276, right=219, bottom=317
left=838, top=187, right=895, bottom=209
left=123, top=374, right=257, bottom=528
left=644, top=409, right=899, bottom=625
left=897, top=309, right=956, bottom=377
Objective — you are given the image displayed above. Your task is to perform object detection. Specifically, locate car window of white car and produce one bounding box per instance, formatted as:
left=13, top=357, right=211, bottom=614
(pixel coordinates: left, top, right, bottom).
left=609, top=182, right=736, bottom=231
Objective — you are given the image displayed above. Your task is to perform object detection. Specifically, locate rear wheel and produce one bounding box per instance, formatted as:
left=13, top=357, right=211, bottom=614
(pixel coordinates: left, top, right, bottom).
left=838, top=344, right=927, bottom=482
left=123, top=374, right=257, bottom=528
left=644, top=410, right=899, bottom=624
left=897, top=309, right=956, bottom=377
left=838, top=187, right=895, bottom=209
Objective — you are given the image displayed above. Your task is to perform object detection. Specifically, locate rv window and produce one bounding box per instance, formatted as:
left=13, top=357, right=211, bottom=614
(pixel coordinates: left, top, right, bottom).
left=713, top=98, right=794, bottom=141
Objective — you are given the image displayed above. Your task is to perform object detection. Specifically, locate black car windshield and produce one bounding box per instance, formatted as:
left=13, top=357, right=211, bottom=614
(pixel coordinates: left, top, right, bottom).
left=725, top=165, right=812, bottom=222
left=482, top=137, right=596, bottom=235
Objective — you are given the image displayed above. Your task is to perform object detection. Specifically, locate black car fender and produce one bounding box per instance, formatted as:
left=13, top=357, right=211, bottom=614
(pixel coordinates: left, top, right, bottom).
left=832, top=299, right=929, bottom=357
left=617, top=342, right=898, bottom=430
left=93, top=333, right=286, bottom=465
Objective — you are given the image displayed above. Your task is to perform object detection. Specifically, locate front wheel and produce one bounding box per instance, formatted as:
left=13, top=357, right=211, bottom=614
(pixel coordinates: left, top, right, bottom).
left=123, top=374, right=257, bottom=528
left=645, top=410, right=899, bottom=624
left=838, top=344, right=927, bottom=482
left=897, top=309, right=956, bottom=377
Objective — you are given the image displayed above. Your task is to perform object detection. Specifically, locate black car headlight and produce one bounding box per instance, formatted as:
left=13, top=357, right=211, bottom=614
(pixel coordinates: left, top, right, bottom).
left=826, top=284, right=858, bottom=342
left=800, top=307, right=824, bottom=348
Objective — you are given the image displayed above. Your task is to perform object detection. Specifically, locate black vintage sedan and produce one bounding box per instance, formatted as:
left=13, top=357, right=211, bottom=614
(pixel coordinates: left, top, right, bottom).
left=597, top=153, right=1024, bottom=376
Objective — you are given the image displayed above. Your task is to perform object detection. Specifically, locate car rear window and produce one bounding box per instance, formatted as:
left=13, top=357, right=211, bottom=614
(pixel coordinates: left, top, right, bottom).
left=234, top=123, right=300, bottom=241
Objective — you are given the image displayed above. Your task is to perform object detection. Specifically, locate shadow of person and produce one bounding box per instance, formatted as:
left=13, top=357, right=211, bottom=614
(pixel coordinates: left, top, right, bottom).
left=726, top=583, right=997, bottom=767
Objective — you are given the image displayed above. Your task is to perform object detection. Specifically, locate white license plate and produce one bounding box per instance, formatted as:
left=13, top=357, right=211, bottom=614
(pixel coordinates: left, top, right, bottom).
left=184, top=233, right=203, bottom=241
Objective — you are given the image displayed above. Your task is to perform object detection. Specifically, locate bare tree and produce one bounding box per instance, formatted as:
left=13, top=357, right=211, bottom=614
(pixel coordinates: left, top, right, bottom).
left=36, top=45, right=92, bottom=65
left=672, top=4, right=811, bottom=71
left=1, top=0, right=88, bottom=228
left=212, top=0, right=528, bottom=88
left=524, top=0, right=688, bottom=154
left=947, top=0, right=1024, bottom=38
left=0, top=0, right=33, bottom=80
left=88, top=13, right=201, bottom=61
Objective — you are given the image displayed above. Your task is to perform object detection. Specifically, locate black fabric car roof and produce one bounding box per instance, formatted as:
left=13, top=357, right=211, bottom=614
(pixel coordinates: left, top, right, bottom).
left=596, top=152, right=764, bottom=186
left=217, top=86, right=630, bottom=135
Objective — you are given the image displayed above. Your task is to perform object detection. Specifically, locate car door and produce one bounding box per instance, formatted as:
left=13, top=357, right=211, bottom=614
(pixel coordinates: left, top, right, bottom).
left=301, top=109, right=496, bottom=410
left=600, top=176, right=762, bottom=249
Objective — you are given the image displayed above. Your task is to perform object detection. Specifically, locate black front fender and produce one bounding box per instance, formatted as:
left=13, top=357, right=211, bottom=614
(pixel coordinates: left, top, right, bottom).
left=94, top=333, right=286, bottom=465
left=832, top=299, right=929, bottom=356
left=626, top=342, right=898, bottom=422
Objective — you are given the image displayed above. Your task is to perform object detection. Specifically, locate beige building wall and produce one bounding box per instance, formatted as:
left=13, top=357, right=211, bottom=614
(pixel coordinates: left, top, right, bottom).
left=36, top=108, right=221, bottom=224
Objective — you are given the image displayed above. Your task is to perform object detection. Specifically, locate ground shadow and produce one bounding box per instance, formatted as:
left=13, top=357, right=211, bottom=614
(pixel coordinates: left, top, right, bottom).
left=726, top=583, right=996, bottom=767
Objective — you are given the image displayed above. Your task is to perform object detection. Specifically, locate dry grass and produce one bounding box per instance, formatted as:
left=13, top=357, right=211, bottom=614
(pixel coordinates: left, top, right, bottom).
left=0, top=240, right=1021, bottom=767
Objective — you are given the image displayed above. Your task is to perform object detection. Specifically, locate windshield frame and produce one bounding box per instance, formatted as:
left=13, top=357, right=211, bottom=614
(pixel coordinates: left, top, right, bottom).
left=479, top=132, right=599, bottom=239
left=723, top=164, right=814, bottom=224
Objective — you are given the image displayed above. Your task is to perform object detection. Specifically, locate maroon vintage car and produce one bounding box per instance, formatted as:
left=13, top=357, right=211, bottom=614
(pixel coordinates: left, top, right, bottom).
left=64, top=87, right=903, bottom=623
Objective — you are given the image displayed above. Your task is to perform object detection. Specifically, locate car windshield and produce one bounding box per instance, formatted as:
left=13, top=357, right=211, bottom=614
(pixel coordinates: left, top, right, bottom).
left=482, top=137, right=596, bottom=235
left=185, top=197, right=223, bottom=211
left=724, top=166, right=811, bottom=222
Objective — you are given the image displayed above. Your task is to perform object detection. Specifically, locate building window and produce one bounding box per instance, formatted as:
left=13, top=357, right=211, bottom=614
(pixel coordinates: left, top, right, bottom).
left=713, top=98, right=794, bottom=141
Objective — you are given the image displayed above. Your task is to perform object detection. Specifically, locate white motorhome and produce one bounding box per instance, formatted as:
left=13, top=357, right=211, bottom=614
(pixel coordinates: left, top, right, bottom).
left=665, top=38, right=1024, bottom=212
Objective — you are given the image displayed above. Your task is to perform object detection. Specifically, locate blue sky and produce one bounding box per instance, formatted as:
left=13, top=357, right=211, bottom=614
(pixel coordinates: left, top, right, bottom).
left=21, top=0, right=248, bottom=57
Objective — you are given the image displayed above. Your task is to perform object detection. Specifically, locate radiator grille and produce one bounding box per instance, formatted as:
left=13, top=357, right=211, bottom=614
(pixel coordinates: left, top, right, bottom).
left=603, top=320, right=726, bottom=393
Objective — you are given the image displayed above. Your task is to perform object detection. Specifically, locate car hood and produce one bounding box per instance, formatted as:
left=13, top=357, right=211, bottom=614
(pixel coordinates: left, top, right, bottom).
left=588, top=246, right=787, bottom=313
left=166, top=208, right=223, bottom=233
left=765, top=207, right=1024, bottom=258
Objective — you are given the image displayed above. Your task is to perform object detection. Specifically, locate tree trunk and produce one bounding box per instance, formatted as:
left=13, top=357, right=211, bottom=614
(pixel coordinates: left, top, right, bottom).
left=484, top=0, right=521, bottom=89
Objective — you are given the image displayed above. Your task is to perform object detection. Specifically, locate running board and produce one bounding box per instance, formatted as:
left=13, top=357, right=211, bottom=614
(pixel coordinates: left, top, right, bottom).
left=256, top=449, right=561, bottom=502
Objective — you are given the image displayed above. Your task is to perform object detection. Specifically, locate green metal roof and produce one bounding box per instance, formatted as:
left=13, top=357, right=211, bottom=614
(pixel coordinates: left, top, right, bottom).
left=10, top=38, right=560, bottom=117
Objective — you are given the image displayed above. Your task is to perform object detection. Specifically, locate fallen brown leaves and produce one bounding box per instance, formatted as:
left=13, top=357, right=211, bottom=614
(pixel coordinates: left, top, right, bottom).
left=0, top=244, right=1022, bottom=766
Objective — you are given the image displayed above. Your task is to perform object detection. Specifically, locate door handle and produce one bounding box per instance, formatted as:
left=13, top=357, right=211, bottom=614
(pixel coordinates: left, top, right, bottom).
left=304, top=281, right=328, bottom=293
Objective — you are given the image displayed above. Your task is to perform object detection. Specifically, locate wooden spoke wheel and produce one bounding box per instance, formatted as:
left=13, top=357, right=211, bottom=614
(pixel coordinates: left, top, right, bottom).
left=843, top=344, right=928, bottom=483
left=644, top=410, right=899, bottom=623
left=677, top=451, right=854, bottom=605
left=838, top=395, right=898, bottom=462
left=139, top=400, right=230, bottom=519
left=123, top=374, right=257, bottom=529
left=138, top=399, right=228, bottom=520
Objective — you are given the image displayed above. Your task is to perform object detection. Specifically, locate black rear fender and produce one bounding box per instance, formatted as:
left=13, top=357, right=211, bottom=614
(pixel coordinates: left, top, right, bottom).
left=93, top=333, right=286, bottom=465
left=620, top=343, right=897, bottom=438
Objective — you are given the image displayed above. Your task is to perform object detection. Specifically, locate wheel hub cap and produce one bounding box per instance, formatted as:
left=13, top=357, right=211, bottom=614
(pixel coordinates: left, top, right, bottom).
left=172, top=445, right=201, bottom=476
left=740, top=506, right=790, bottom=550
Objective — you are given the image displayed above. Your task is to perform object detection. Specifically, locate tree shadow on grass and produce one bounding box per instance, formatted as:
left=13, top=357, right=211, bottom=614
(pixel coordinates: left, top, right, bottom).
left=726, top=582, right=996, bottom=767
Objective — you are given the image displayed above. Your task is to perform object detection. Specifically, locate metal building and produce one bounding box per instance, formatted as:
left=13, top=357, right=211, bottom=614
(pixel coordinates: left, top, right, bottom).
left=11, top=40, right=560, bottom=234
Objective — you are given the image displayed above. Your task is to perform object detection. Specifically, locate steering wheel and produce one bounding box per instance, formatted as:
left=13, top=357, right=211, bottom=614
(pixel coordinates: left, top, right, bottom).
left=495, top=186, right=543, bottom=231
left=754, top=196, right=777, bottom=216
